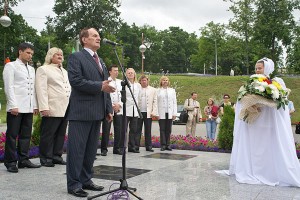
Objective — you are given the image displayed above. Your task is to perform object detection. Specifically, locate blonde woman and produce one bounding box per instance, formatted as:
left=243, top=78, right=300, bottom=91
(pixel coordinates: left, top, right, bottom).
left=125, top=68, right=141, bottom=153
left=36, top=47, right=71, bottom=167
left=156, top=76, right=177, bottom=151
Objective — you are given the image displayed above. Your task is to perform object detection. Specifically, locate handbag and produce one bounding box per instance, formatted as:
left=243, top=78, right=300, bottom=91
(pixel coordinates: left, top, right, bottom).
left=296, top=123, right=300, bottom=135
left=216, top=117, right=221, bottom=124
left=179, top=99, right=189, bottom=123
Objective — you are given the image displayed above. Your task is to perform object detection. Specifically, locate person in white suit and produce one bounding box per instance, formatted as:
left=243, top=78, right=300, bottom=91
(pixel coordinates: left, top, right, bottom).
left=136, top=75, right=158, bottom=152
left=125, top=68, right=141, bottom=153
left=3, top=43, right=40, bottom=173
left=156, top=76, right=177, bottom=151
left=35, top=47, right=71, bottom=167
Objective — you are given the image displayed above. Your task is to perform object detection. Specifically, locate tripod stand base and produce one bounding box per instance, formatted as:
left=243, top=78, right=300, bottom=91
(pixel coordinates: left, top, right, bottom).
left=87, top=179, right=143, bottom=200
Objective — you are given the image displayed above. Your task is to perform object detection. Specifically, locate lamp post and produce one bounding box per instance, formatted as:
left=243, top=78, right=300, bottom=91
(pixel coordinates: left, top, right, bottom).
left=0, top=0, right=11, bottom=65
left=139, top=33, right=146, bottom=75
left=214, top=39, right=218, bottom=76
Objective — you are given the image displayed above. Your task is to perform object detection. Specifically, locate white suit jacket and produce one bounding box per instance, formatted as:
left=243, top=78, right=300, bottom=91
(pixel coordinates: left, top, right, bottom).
left=3, top=59, right=37, bottom=113
left=108, top=77, right=123, bottom=115
left=35, top=64, right=71, bottom=117
left=138, top=86, right=158, bottom=118
left=157, top=87, right=177, bottom=119
left=125, top=82, right=141, bottom=117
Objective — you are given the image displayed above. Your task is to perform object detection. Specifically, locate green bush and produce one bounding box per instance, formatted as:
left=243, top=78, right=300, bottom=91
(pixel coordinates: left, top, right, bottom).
left=31, top=115, right=42, bottom=146
left=218, top=105, right=235, bottom=150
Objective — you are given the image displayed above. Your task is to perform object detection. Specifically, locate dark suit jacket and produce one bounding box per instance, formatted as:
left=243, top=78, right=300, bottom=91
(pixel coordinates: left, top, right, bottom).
left=66, top=49, right=112, bottom=121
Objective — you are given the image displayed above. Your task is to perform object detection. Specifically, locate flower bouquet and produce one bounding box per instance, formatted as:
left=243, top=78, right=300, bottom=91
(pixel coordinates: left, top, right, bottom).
left=237, top=74, right=288, bottom=123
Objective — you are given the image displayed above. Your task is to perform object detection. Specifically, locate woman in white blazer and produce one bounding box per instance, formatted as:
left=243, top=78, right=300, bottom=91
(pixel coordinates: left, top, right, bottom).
left=125, top=68, right=141, bottom=153
left=156, top=76, right=177, bottom=151
left=35, top=47, right=71, bottom=167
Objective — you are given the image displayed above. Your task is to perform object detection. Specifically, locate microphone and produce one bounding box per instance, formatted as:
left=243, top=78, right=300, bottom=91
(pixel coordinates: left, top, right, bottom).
left=102, top=38, right=122, bottom=46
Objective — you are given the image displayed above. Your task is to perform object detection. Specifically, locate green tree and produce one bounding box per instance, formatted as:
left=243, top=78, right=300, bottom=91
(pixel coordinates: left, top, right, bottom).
left=51, top=0, right=121, bottom=43
left=218, top=106, right=235, bottom=150
left=253, top=0, right=298, bottom=69
left=159, top=26, right=198, bottom=73
left=226, top=0, right=255, bottom=75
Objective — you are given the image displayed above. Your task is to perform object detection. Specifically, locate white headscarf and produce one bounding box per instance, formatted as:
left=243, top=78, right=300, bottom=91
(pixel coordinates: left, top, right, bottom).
left=257, top=57, right=274, bottom=77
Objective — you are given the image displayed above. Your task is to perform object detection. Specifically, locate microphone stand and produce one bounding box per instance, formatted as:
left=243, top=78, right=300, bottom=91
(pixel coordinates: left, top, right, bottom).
left=88, top=45, right=143, bottom=200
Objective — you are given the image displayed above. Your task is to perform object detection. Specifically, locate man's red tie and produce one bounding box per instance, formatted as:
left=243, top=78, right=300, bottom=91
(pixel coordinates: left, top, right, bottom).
left=93, top=53, right=103, bottom=75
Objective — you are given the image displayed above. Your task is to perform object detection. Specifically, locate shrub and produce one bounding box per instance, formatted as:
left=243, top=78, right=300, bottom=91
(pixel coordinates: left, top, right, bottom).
left=217, top=105, right=235, bottom=150
left=31, top=115, right=42, bottom=146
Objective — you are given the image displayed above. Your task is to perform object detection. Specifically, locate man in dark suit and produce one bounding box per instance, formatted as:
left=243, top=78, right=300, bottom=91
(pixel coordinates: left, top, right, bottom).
left=66, top=27, right=115, bottom=198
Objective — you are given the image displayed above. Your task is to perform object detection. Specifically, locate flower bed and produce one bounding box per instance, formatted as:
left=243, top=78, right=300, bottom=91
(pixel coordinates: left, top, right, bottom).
left=1, top=132, right=300, bottom=161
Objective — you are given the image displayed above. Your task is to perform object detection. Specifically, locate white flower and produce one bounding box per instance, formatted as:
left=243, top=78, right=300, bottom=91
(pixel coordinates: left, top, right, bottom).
left=272, top=90, right=280, bottom=99
left=255, top=86, right=265, bottom=92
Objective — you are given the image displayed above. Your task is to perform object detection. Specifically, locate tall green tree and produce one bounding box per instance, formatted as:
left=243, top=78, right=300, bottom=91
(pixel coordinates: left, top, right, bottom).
left=253, top=0, right=298, bottom=69
left=51, top=0, right=121, bottom=43
left=191, top=22, right=227, bottom=75
left=226, top=0, right=255, bottom=75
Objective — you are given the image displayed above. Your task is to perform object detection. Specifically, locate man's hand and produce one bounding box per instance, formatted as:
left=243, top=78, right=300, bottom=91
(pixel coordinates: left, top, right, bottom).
left=40, top=110, right=50, bottom=117
left=101, top=80, right=115, bottom=93
left=10, top=108, right=19, bottom=116
left=199, top=118, right=202, bottom=122
left=33, top=109, right=39, bottom=115
left=112, top=103, right=121, bottom=113
left=172, top=115, right=176, bottom=120
left=106, top=113, right=113, bottom=122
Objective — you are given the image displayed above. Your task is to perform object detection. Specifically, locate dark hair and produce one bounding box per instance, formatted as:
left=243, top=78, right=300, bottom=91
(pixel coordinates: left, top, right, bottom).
left=191, top=92, right=197, bottom=96
left=18, top=42, right=34, bottom=56
left=107, top=64, right=118, bottom=72
left=223, top=94, right=230, bottom=98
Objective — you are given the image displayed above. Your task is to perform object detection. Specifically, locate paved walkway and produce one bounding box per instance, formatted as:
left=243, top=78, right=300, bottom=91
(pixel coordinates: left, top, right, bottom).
left=1, top=148, right=300, bottom=200
left=1, top=122, right=300, bottom=199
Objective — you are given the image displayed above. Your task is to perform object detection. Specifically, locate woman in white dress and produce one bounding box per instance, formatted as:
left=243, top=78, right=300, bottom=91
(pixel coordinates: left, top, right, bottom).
left=229, top=57, right=300, bottom=187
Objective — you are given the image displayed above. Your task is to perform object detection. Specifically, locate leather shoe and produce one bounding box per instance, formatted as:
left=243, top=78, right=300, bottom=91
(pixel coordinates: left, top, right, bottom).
left=68, top=188, right=88, bottom=197
left=146, top=148, right=154, bottom=152
left=41, top=162, right=55, bottom=167
left=53, top=160, right=66, bottom=165
left=6, top=165, right=18, bottom=173
left=18, top=160, right=41, bottom=168
left=160, top=147, right=165, bottom=151
left=166, top=146, right=172, bottom=151
left=128, top=148, right=137, bottom=153
left=101, top=151, right=107, bottom=156
left=113, top=150, right=123, bottom=155
left=82, top=183, right=104, bottom=191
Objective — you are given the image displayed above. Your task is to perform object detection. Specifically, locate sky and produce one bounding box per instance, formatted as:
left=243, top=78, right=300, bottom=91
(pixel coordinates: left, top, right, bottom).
left=12, top=0, right=235, bottom=34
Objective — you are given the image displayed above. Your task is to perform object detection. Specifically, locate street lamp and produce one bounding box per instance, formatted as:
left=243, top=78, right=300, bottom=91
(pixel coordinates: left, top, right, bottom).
left=139, top=33, right=147, bottom=75
left=1, top=0, right=11, bottom=65
left=214, top=39, right=218, bottom=76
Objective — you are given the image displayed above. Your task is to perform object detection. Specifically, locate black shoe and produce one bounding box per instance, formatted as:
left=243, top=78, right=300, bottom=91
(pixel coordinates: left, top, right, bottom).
left=18, top=160, right=41, bottom=168
left=166, top=146, right=172, bottom=151
left=6, top=165, right=18, bottom=173
left=113, top=150, right=122, bottom=155
left=128, top=148, right=137, bottom=153
left=160, top=147, right=165, bottom=151
left=101, top=151, right=107, bottom=156
left=68, top=188, right=88, bottom=197
left=146, top=149, right=154, bottom=152
left=135, top=149, right=140, bottom=153
left=53, top=160, right=66, bottom=165
left=41, top=162, right=55, bottom=167
left=82, top=183, right=104, bottom=191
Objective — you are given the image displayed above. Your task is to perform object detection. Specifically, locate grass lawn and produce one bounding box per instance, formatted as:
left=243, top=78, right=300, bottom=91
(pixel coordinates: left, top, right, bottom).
left=0, top=66, right=299, bottom=123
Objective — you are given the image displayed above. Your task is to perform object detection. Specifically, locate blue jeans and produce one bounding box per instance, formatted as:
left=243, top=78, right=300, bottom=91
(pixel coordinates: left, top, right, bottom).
left=205, top=119, right=217, bottom=140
